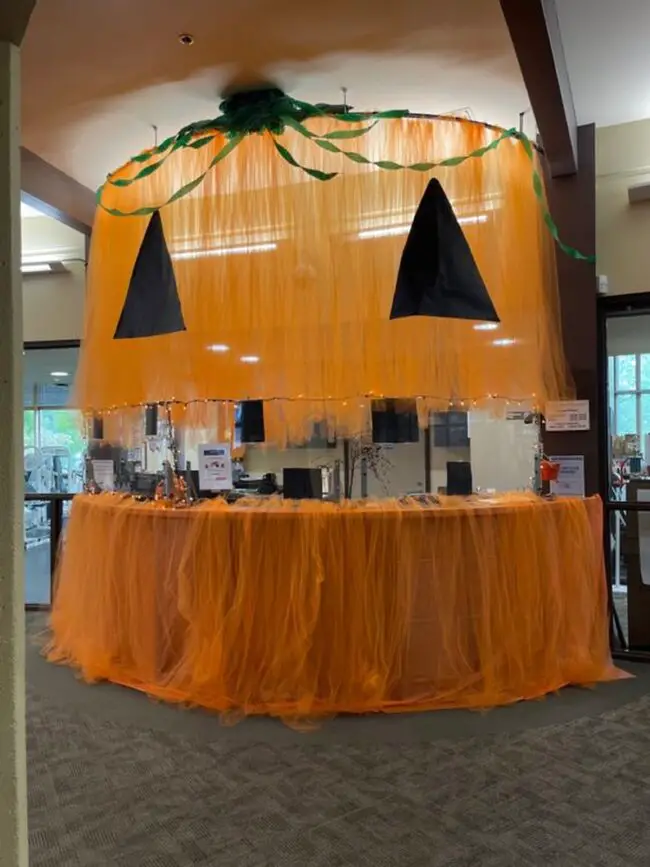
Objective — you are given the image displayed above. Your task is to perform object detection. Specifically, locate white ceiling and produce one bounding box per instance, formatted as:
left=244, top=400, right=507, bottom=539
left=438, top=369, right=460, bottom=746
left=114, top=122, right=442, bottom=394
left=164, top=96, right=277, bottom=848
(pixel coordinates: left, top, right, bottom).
left=556, top=0, right=650, bottom=128
left=21, top=0, right=649, bottom=195
left=20, top=0, right=530, bottom=190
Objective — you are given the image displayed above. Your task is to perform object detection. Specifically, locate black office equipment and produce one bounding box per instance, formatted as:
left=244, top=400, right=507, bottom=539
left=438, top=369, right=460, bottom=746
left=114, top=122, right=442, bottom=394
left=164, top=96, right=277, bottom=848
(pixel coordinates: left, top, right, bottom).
left=132, top=473, right=159, bottom=497
left=144, top=404, right=158, bottom=437
left=446, top=461, right=473, bottom=496
left=236, top=400, right=265, bottom=443
left=283, top=468, right=323, bottom=500
left=371, top=399, right=419, bottom=444
left=91, top=416, right=104, bottom=440
left=187, top=470, right=222, bottom=500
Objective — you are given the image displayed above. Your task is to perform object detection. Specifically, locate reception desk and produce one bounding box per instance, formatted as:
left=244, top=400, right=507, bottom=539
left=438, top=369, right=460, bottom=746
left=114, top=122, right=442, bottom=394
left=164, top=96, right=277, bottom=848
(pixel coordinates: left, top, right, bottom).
left=48, top=493, right=616, bottom=720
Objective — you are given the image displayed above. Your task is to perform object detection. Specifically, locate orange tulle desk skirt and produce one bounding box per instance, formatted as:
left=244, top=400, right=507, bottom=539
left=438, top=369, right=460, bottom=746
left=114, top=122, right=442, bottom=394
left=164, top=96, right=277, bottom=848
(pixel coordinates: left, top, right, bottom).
left=48, top=493, right=617, bottom=721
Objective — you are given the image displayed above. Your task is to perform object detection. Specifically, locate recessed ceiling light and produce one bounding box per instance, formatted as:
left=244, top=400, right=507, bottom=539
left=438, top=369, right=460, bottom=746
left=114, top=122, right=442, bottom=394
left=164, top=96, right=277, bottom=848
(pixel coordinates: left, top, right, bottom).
left=473, top=323, right=499, bottom=331
left=50, top=371, right=69, bottom=377
left=208, top=344, right=229, bottom=353
left=178, top=33, right=195, bottom=46
left=240, top=355, right=260, bottom=364
left=492, top=338, right=516, bottom=347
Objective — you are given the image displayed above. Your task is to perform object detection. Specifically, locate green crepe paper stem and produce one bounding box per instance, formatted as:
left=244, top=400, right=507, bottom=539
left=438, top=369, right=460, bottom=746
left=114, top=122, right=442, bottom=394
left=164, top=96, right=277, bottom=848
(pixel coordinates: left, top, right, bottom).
left=516, top=133, right=595, bottom=263
left=309, top=126, right=518, bottom=172
left=97, top=134, right=244, bottom=217
left=272, top=139, right=338, bottom=181
left=95, top=94, right=596, bottom=262
left=106, top=102, right=408, bottom=190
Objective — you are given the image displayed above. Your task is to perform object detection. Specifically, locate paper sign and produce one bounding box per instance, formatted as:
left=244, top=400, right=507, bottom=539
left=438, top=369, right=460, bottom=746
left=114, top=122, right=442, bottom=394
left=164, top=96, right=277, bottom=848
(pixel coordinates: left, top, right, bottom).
left=91, top=459, right=115, bottom=491
left=545, top=400, right=590, bottom=431
left=198, top=444, right=232, bottom=491
left=549, top=455, right=585, bottom=498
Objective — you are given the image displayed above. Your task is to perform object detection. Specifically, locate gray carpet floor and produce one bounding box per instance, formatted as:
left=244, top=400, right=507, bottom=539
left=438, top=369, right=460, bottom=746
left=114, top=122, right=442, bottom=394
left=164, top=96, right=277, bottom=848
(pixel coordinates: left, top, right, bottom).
left=26, top=613, right=650, bottom=866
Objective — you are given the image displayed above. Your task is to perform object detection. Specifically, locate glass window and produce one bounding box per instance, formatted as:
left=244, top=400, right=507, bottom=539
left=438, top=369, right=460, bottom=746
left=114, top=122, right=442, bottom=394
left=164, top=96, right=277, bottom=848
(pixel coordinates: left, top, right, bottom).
left=24, top=410, right=35, bottom=450
left=37, top=409, right=85, bottom=493
left=24, top=499, right=51, bottom=605
left=641, top=394, right=650, bottom=459
left=616, top=355, right=637, bottom=391
left=615, top=393, right=637, bottom=436
left=23, top=347, right=85, bottom=494
left=641, top=354, right=650, bottom=390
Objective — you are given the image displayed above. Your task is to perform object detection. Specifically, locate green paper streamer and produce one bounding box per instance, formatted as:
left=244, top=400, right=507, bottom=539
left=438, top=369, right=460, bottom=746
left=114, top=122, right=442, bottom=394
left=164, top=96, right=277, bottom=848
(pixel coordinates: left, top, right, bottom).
left=95, top=92, right=596, bottom=263
left=98, top=134, right=243, bottom=217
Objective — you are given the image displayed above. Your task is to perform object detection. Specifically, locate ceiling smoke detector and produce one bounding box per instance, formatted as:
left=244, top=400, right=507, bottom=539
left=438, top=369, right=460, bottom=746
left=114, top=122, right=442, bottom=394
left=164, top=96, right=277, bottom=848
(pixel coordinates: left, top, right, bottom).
left=178, top=33, right=194, bottom=46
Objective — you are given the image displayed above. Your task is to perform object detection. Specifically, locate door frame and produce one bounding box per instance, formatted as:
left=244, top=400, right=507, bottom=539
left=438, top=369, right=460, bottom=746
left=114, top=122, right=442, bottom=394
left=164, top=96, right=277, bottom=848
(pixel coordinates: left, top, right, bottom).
left=598, top=292, right=650, bottom=659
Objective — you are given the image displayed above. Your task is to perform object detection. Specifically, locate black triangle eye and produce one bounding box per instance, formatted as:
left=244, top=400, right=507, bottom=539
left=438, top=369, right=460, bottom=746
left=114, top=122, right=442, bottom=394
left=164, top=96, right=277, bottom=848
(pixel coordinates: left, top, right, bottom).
left=389, top=179, right=499, bottom=324
left=114, top=210, right=186, bottom=339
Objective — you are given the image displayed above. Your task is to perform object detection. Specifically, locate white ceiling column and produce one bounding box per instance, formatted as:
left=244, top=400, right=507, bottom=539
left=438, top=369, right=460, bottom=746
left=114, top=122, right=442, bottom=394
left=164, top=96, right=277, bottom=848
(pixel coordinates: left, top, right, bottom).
left=0, top=8, right=34, bottom=865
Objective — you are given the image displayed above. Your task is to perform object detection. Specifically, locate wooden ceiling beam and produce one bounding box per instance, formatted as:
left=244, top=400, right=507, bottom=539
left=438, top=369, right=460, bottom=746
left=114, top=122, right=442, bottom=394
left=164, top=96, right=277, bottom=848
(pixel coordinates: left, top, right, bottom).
left=0, top=0, right=37, bottom=46
left=21, top=148, right=95, bottom=236
left=500, top=0, right=578, bottom=177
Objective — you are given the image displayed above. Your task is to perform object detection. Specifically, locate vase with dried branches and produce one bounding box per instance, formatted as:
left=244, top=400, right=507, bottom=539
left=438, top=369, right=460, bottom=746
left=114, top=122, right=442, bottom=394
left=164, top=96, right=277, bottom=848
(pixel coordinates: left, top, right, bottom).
left=344, top=437, right=393, bottom=499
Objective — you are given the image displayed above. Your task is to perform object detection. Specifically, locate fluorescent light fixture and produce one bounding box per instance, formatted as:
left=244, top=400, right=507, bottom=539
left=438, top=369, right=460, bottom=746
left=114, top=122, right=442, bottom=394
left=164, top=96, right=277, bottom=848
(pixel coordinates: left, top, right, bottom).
left=240, top=355, right=260, bottom=364
left=458, top=214, right=488, bottom=226
left=357, top=213, right=488, bottom=240
left=473, top=322, right=499, bottom=331
left=358, top=225, right=411, bottom=240
left=21, top=263, right=53, bottom=274
left=173, top=242, right=277, bottom=260
left=208, top=344, right=230, bottom=353
left=493, top=338, right=516, bottom=347
left=50, top=371, right=69, bottom=377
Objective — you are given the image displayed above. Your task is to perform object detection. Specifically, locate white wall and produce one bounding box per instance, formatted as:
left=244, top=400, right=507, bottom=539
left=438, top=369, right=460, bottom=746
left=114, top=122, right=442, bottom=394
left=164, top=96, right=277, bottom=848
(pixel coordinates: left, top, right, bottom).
left=469, top=413, right=538, bottom=492
left=21, top=214, right=86, bottom=341
left=243, top=441, right=433, bottom=497
left=597, top=120, right=650, bottom=295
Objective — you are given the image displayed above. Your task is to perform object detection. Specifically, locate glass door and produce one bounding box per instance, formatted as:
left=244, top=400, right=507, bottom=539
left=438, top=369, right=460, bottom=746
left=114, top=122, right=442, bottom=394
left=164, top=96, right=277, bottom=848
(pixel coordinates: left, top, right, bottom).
left=23, top=344, right=83, bottom=607
left=604, top=309, right=650, bottom=651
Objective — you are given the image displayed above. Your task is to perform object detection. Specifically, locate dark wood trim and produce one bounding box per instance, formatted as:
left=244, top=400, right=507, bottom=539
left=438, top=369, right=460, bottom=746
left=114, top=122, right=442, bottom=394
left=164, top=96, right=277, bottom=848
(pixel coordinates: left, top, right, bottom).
left=542, top=124, right=598, bottom=494
left=0, top=0, right=37, bottom=45
left=24, top=493, right=75, bottom=503
left=423, top=426, right=432, bottom=493
left=597, top=297, right=610, bottom=505
left=24, top=339, right=81, bottom=351
left=499, top=0, right=577, bottom=176
left=613, top=649, right=650, bottom=664
left=606, top=501, right=650, bottom=513
left=21, top=149, right=94, bottom=235
left=598, top=292, right=650, bottom=315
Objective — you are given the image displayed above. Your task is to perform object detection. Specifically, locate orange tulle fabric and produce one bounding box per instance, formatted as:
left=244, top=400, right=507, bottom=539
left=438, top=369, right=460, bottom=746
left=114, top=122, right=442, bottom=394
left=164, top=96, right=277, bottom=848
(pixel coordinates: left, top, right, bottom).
left=76, top=116, right=572, bottom=444
left=48, top=493, right=617, bottom=720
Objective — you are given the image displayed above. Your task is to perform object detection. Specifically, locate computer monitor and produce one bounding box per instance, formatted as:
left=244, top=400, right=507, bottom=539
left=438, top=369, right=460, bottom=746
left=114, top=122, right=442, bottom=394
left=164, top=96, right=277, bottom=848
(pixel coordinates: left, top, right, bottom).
left=144, top=404, right=158, bottom=437
left=446, top=461, right=473, bottom=496
left=371, top=399, right=419, bottom=443
left=283, top=468, right=323, bottom=500
left=235, top=400, right=265, bottom=444
left=132, top=473, right=158, bottom=497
